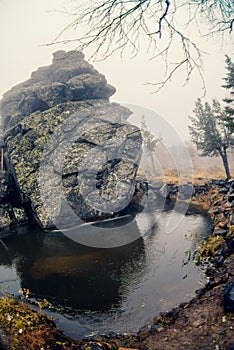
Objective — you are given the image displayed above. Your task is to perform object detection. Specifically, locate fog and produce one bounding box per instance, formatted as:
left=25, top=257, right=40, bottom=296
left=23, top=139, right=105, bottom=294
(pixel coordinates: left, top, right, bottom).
left=0, top=0, right=233, bottom=142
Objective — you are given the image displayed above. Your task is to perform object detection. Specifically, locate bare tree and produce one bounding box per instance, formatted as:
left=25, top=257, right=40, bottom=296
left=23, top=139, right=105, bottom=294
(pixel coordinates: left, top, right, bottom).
left=49, top=0, right=234, bottom=91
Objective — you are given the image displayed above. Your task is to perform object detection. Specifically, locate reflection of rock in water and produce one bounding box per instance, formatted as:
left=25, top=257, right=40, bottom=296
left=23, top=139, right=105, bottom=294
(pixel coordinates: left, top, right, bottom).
left=0, top=222, right=146, bottom=311
left=0, top=239, right=11, bottom=266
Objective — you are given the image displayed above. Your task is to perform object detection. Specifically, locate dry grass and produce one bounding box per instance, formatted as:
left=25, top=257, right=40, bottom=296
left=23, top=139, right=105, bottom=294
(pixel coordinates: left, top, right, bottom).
left=150, top=166, right=232, bottom=185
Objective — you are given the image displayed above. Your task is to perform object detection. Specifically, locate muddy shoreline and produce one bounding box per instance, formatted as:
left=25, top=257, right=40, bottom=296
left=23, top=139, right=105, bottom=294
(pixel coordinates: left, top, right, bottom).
left=0, top=180, right=234, bottom=350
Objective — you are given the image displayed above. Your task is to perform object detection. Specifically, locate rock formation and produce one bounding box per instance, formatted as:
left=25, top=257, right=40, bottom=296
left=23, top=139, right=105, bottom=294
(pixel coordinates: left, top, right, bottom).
left=1, top=51, right=115, bottom=130
left=0, top=50, right=145, bottom=232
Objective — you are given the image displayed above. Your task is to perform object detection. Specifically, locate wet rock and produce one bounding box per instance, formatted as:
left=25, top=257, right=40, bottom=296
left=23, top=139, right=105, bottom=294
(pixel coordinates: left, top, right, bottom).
left=211, top=179, right=226, bottom=186
left=214, top=207, right=222, bottom=215
left=224, top=281, right=234, bottom=313
left=212, top=256, right=225, bottom=268
left=219, top=187, right=229, bottom=194
left=228, top=193, right=234, bottom=202
left=214, top=228, right=227, bottom=237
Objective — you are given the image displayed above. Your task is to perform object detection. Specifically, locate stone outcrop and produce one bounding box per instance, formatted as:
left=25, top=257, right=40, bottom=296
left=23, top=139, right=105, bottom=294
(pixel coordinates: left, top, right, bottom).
left=0, top=51, right=144, bottom=231
left=0, top=171, right=28, bottom=232
left=1, top=51, right=115, bottom=130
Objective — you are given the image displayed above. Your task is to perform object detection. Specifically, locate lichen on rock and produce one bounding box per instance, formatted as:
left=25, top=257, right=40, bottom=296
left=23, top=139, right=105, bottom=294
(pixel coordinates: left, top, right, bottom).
left=0, top=51, right=144, bottom=231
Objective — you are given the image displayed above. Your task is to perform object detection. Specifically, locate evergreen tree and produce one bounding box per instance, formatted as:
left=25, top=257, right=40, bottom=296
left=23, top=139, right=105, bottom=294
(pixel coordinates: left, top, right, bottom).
left=223, top=55, right=234, bottom=132
left=189, top=99, right=231, bottom=179
left=141, top=116, right=161, bottom=176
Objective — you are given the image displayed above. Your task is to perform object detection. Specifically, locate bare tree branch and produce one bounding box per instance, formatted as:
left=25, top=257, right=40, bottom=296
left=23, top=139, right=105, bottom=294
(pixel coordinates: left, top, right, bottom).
left=46, top=0, right=234, bottom=91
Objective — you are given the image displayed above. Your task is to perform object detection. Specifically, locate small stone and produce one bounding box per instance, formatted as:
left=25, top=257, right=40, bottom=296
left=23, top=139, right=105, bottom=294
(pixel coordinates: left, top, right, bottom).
left=219, top=221, right=227, bottom=228
left=214, top=228, right=227, bottom=237
left=224, top=281, right=234, bottom=313
left=214, top=207, right=222, bottom=215
left=228, top=193, right=234, bottom=202
left=150, top=324, right=162, bottom=332
left=6, top=314, right=12, bottom=321
left=193, top=319, right=204, bottom=327
left=153, top=316, right=162, bottom=325
left=212, top=179, right=226, bottom=186
left=219, top=188, right=228, bottom=194
left=137, top=326, right=150, bottom=339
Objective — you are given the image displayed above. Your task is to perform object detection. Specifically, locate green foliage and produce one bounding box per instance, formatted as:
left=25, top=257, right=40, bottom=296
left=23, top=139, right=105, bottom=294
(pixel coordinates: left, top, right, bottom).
left=189, top=99, right=229, bottom=157
left=38, top=298, right=53, bottom=311
left=0, top=296, right=53, bottom=349
left=222, top=55, right=234, bottom=132
left=189, top=98, right=232, bottom=178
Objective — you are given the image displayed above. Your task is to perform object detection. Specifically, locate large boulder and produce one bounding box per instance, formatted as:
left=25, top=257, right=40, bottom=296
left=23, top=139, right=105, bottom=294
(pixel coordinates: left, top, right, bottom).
left=1, top=51, right=144, bottom=231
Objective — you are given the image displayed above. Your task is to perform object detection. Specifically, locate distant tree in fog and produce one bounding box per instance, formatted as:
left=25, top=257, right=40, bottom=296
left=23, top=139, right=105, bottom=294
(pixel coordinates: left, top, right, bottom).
left=189, top=98, right=232, bottom=179
left=223, top=55, right=234, bottom=133
left=141, top=115, right=161, bottom=176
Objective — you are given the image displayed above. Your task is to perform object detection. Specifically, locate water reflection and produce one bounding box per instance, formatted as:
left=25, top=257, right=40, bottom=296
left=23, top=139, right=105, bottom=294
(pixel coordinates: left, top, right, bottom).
left=0, top=218, right=147, bottom=311
left=0, top=211, right=212, bottom=338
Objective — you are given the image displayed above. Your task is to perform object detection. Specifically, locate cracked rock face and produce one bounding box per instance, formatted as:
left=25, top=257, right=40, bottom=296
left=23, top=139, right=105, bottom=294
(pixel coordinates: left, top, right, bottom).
left=0, top=50, right=116, bottom=130
left=1, top=51, right=143, bottom=231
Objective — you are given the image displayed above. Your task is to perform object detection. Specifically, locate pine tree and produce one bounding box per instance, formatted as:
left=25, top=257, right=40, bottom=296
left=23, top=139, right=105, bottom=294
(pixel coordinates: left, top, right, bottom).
left=189, top=99, right=231, bottom=179
left=141, top=116, right=161, bottom=176
left=222, top=56, right=234, bottom=132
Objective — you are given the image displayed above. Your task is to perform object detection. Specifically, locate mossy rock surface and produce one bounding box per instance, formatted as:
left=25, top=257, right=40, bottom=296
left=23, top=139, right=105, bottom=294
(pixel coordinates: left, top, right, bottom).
left=1, top=51, right=144, bottom=231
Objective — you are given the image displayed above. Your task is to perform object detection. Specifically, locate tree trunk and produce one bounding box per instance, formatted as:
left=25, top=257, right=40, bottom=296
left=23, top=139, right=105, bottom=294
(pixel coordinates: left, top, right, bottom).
left=149, top=151, right=157, bottom=177
left=220, top=148, right=231, bottom=180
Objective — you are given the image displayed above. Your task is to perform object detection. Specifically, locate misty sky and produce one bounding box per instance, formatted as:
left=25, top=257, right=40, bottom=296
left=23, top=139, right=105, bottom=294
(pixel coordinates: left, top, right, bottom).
left=0, top=0, right=233, bottom=141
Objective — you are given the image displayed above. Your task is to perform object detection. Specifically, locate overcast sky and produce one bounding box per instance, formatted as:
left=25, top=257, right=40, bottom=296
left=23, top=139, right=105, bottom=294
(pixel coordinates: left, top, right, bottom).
left=0, top=0, right=233, bottom=141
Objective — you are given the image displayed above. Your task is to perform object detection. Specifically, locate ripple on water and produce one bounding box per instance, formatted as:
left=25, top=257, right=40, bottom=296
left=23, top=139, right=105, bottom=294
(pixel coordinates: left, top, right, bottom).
left=0, top=211, right=212, bottom=338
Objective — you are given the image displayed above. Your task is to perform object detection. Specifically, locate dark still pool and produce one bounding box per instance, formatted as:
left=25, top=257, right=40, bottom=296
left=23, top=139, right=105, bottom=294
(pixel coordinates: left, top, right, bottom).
left=0, top=211, right=212, bottom=339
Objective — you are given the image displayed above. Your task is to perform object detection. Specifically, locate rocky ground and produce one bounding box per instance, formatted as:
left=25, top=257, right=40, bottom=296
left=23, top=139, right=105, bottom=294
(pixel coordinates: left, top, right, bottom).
left=0, top=179, right=233, bottom=350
